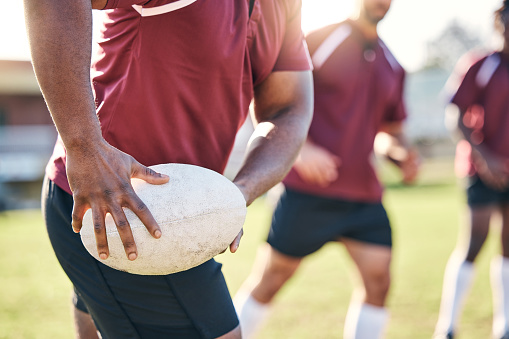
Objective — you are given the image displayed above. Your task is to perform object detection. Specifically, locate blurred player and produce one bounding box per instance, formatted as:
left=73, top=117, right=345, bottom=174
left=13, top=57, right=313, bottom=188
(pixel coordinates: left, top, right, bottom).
left=434, top=2, right=509, bottom=339
left=234, top=0, right=419, bottom=338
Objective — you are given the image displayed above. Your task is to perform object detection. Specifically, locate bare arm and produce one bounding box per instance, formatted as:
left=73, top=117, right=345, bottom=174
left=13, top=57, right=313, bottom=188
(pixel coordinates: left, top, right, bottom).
left=233, top=71, right=313, bottom=205
left=227, top=71, right=313, bottom=251
left=376, top=121, right=419, bottom=184
left=23, top=0, right=168, bottom=261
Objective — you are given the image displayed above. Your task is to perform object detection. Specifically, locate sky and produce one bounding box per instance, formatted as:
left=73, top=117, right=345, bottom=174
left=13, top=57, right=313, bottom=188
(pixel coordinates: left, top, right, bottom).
left=0, top=0, right=504, bottom=72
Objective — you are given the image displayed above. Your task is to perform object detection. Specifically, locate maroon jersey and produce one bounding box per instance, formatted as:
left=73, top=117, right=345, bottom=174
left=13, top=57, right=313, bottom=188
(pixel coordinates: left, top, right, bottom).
left=283, top=20, right=407, bottom=202
left=448, top=51, right=509, bottom=178
left=46, top=0, right=311, bottom=194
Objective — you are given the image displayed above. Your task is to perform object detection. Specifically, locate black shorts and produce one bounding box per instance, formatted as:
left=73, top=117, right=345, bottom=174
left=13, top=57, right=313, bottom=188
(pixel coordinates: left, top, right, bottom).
left=467, top=175, right=509, bottom=207
left=267, top=188, right=392, bottom=258
left=42, top=177, right=238, bottom=339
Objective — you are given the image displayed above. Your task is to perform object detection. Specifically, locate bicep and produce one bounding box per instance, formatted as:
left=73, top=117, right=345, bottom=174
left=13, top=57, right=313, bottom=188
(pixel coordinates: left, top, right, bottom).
left=252, top=70, right=313, bottom=123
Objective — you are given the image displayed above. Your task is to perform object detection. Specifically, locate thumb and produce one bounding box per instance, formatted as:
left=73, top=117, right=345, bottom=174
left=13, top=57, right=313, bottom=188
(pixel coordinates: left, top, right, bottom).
left=131, top=162, right=169, bottom=185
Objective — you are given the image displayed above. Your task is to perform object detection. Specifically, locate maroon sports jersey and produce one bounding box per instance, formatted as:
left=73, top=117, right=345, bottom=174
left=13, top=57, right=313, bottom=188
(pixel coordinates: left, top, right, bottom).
left=283, top=20, right=407, bottom=202
left=45, top=0, right=311, bottom=194
left=448, top=51, right=509, bottom=178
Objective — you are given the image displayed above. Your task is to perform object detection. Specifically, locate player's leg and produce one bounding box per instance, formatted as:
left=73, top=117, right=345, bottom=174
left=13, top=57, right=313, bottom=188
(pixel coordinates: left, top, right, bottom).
left=216, top=325, right=241, bottom=339
left=434, top=205, right=494, bottom=338
left=234, top=188, right=329, bottom=339
left=72, top=289, right=99, bottom=339
left=73, top=307, right=99, bottom=339
left=234, top=244, right=302, bottom=339
left=342, top=238, right=391, bottom=339
left=491, top=203, right=509, bottom=339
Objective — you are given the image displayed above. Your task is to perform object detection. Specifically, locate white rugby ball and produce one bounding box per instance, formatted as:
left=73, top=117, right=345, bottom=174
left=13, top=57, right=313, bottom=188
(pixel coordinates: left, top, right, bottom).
left=80, top=163, right=247, bottom=275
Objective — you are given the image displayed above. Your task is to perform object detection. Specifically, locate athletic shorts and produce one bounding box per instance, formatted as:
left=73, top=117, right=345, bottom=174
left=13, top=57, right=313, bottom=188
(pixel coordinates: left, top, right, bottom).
left=42, top=177, right=239, bottom=339
left=467, top=175, right=509, bottom=207
left=267, top=188, right=392, bottom=258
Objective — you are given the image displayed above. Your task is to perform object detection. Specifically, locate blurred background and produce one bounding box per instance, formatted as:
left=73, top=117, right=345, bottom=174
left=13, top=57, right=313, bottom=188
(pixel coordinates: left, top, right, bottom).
left=0, top=1, right=505, bottom=338
left=0, top=0, right=502, bottom=209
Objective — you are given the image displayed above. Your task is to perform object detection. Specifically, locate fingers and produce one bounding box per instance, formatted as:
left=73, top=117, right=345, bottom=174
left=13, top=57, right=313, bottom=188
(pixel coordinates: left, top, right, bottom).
left=127, top=193, right=162, bottom=239
left=229, top=228, right=244, bottom=253
left=295, top=161, right=338, bottom=187
left=91, top=206, right=109, bottom=260
left=131, top=162, right=169, bottom=185
left=109, top=205, right=138, bottom=261
left=71, top=199, right=89, bottom=234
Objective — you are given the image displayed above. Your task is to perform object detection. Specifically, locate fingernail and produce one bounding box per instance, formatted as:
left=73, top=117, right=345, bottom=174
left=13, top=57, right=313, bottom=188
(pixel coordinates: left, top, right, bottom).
left=72, top=228, right=79, bottom=233
left=154, top=230, right=162, bottom=238
left=129, top=253, right=137, bottom=260
left=99, top=253, right=108, bottom=260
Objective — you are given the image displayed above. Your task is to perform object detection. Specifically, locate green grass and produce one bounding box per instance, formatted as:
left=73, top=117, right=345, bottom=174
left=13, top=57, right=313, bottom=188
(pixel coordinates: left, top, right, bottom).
left=0, top=157, right=502, bottom=338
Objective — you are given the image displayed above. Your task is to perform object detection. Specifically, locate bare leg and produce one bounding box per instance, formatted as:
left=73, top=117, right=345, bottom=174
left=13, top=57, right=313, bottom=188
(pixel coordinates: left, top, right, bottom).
left=342, top=238, right=391, bottom=339
left=491, top=204, right=509, bottom=338
left=465, top=206, right=494, bottom=262
left=234, top=244, right=302, bottom=338
left=73, top=307, right=100, bottom=339
left=435, top=204, right=495, bottom=337
left=216, top=325, right=241, bottom=339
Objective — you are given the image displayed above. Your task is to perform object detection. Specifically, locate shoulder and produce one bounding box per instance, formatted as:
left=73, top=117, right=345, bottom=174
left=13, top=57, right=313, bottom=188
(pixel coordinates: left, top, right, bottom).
left=305, top=21, right=352, bottom=55
left=377, top=39, right=404, bottom=75
left=306, top=21, right=350, bottom=43
left=454, top=50, right=499, bottom=87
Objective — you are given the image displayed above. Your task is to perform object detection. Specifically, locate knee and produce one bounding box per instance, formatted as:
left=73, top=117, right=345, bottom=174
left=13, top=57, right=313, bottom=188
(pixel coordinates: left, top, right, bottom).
left=263, top=266, right=294, bottom=292
left=363, top=269, right=391, bottom=304
left=251, top=264, right=297, bottom=303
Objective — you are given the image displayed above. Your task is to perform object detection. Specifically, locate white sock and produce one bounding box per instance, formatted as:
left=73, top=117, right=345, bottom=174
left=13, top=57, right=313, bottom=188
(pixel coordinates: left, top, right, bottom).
left=435, top=256, right=475, bottom=335
left=343, top=303, right=389, bottom=339
left=233, top=292, right=271, bottom=339
left=491, top=256, right=509, bottom=338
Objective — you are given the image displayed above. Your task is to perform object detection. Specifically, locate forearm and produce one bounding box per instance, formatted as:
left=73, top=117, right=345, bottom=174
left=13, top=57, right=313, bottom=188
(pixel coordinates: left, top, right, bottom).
left=233, top=71, right=313, bottom=206
left=233, top=112, right=310, bottom=205
left=23, top=0, right=102, bottom=150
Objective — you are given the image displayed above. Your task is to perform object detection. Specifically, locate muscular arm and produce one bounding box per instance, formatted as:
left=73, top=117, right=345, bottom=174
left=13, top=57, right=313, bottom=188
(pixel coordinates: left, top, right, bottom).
left=23, top=0, right=168, bottom=261
left=376, top=121, right=419, bottom=184
left=226, top=71, right=312, bottom=252
left=233, top=71, right=313, bottom=207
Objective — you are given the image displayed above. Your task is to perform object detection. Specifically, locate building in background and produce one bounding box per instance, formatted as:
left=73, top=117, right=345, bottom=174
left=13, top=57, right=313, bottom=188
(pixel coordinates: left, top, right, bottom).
left=0, top=60, right=56, bottom=210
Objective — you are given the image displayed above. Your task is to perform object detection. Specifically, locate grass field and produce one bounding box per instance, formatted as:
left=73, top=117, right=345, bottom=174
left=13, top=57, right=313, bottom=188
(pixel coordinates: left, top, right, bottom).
left=0, top=157, right=502, bottom=338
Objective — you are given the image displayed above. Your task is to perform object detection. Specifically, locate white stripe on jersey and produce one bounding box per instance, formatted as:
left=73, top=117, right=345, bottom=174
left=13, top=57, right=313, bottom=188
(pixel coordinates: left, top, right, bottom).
left=132, top=0, right=198, bottom=17
left=311, top=23, right=352, bottom=70
left=380, top=41, right=399, bottom=72
left=476, top=53, right=501, bottom=88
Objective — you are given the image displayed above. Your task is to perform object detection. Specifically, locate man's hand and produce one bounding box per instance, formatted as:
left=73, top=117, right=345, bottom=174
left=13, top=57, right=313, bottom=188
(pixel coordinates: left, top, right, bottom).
left=293, top=141, right=341, bottom=187
left=399, top=148, right=420, bottom=185
left=472, top=149, right=509, bottom=190
left=67, top=140, right=169, bottom=261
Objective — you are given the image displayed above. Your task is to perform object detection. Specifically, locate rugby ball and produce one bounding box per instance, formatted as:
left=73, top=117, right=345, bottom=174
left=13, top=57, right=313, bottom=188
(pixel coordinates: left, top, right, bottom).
left=80, top=163, right=247, bottom=275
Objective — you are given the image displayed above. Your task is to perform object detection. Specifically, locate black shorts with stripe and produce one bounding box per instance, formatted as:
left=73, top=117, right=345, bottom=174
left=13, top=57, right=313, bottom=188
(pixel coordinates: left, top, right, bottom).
left=267, top=188, right=392, bottom=258
left=42, top=177, right=238, bottom=339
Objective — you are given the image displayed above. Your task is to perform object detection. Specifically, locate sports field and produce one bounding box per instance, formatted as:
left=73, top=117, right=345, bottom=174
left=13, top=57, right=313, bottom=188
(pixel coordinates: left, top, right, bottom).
left=0, top=157, right=501, bottom=338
